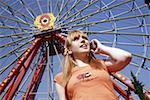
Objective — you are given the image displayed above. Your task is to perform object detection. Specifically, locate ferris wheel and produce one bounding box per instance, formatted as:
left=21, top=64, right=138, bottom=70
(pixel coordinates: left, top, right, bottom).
left=0, top=0, right=150, bottom=99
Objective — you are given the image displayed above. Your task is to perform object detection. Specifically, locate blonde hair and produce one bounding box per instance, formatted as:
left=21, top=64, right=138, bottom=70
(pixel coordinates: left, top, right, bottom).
left=62, top=30, right=103, bottom=86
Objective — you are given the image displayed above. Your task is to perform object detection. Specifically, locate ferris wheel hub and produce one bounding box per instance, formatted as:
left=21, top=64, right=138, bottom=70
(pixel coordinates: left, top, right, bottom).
left=34, top=13, right=56, bottom=31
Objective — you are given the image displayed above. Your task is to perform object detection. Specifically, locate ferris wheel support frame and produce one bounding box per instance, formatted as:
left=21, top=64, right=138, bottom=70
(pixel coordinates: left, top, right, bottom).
left=23, top=53, right=47, bottom=100
left=4, top=38, right=42, bottom=100
left=0, top=38, right=42, bottom=94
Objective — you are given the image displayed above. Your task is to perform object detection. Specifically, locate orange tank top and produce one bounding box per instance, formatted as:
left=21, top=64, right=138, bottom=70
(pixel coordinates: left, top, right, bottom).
left=55, top=59, right=118, bottom=100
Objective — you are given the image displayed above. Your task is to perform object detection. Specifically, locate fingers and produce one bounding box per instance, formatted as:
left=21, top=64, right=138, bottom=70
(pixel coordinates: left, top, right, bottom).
left=90, top=40, right=97, bottom=50
left=90, top=39, right=100, bottom=53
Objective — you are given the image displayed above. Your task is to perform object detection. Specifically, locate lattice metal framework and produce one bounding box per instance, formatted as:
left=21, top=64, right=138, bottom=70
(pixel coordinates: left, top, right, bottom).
left=0, top=0, right=150, bottom=99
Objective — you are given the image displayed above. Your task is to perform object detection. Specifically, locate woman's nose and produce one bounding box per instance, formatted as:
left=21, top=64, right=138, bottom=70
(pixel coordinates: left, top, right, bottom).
left=80, top=38, right=86, bottom=43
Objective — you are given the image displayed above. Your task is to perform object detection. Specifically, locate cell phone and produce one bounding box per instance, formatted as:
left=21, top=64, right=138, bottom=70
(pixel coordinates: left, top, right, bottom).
left=90, top=41, right=97, bottom=50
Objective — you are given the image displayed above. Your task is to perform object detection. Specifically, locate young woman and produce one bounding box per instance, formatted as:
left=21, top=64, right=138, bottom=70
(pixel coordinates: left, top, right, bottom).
left=54, top=30, right=132, bottom=100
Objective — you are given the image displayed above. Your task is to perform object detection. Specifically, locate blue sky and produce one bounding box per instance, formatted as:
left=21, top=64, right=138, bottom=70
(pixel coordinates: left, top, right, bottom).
left=0, top=0, right=150, bottom=99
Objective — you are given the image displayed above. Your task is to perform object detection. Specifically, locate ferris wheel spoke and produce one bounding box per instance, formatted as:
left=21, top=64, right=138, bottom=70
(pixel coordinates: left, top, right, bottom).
left=0, top=15, right=31, bottom=26
left=130, top=62, right=150, bottom=71
left=0, top=0, right=32, bottom=25
left=55, top=0, right=67, bottom=20
left=111, top=5, right=146, bottom=24
left=59, top=4, right=148, bottom=31
left=0, top=7, right=30, bottom=25
left=56, top=0, right=107, bottom=25
left=0, top=1, right=34, bottom=21
left=115, top=24, right=150, bottom=32
left=0, top=36, right=32, bottom=49
left=132, top=53, right=150, bottom=60
left=63, top=29, right=148, bottom=45
left=73, top=8, right=89, bottom=31
left=53, top=0, right=61, bottom=16
left=106, top=1, right=148, bottom=27
left=62, top=30, right=149, bottom=48
left=84, top=30, right=150, bottom=37
left=135, top=59, right=146, bottom=76
left=60, top=21, right=150, bottom=31
left=101, top=41, right=149, bottom=47
left=0, top=31, right=36, bottom=38
left=128, top=2, right=150, bottom=55
left=87, top=23, right=150, bottom=36
left=97, top=35, right=148, bottom=47
left=47, top=0, right=53, bottom=13
left=0, top=39, right=33, bottom=59
left=56, top=0, right=99, bottom=25
left=60, top=13, right=150, bottom=29
left=0, top=51, right=26, bottom=75
left=19, top=0, right=37, bottom=19
left=36, top=0, right=43, bottom=14
left=133, top=1, right=144, bottom=14
left=47, top=0, right=51, bottom=13
left=136, top=39, right=149, bottom=76
left=0, top=25, right=34, bottom=31
left=56, top=0, right=82, bottom=23
left=58, top=0, right=133, bottom=27
left=128, top=2, right=144, bottom=24
left=53, top=44, right=63, bottom=68
left=101, top=1, right=118, bottom=48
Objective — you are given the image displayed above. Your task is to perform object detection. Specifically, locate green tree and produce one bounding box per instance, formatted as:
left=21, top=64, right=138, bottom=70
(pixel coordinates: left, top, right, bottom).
left=131, top=71, right=146, bottom=100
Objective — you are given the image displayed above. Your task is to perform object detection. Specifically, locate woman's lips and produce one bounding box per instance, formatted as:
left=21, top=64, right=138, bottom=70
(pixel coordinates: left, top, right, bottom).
left=80, top=44, right=88, bottom=49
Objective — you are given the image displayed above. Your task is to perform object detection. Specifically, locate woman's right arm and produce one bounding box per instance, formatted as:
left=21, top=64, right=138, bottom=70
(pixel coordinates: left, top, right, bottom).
left=55, top=83, right=66, bottom=100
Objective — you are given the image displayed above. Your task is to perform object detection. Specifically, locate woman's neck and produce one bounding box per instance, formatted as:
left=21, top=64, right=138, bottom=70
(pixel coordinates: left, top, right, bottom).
left=74, top=54, right=90, bottom=67
left=72, top=51, right=91, bottom=67
left=75, top=59, right=90, bottom=67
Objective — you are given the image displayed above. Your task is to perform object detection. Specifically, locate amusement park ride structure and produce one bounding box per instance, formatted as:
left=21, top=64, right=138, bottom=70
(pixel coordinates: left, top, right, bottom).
left=0, top=0, right=150, bottom=99
left=0, top=13, right=149, bottom=100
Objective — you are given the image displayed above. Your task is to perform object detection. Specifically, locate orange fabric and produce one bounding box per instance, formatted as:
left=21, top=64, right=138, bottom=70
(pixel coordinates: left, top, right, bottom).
left=54, top=59, right=118, bottom=100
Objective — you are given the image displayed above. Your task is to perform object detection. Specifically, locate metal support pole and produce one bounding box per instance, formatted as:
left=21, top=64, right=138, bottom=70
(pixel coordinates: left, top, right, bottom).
left=4, top=40, right=42, bottom=100
left=23, top=54, right=47, bottom=99
left=0, top=38, right=42, bottom=95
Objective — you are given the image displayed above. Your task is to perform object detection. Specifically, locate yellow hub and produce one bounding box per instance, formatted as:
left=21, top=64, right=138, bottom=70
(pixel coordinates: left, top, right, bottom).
left=34, top=13, right=56, bottom=31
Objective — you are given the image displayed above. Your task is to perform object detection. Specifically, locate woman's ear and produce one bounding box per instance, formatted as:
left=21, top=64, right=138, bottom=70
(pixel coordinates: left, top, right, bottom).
left=68, top=47, right=72, bottom=54
left=68, top=50, right=72, bottom=54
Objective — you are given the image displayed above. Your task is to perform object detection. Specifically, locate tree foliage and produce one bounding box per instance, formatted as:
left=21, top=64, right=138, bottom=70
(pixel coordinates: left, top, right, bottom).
left=131, top=71, right=146, bottom=100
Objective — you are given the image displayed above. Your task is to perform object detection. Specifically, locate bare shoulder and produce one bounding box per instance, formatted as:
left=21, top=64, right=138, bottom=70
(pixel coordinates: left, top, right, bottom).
left=54, top=72, right=63, bottom=86
left=91, top=58, right=108, bottom=71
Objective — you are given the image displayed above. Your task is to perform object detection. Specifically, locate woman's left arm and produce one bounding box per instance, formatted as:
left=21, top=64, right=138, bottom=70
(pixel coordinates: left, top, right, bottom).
left=91, top=39, right=132, bottom=72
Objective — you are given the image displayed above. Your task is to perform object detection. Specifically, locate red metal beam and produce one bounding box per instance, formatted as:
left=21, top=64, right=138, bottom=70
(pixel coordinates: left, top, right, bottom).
left=111, top=73, right=150, bottom=99
left=111, top=73, right=135, bottom=91
left=20, top=33, right=63, bottom=99
left=53, top=32, right=66, bottom=44
left=112, top=81, right=133, bottom=100
left=0, top=38, right=42, bottom=95
left=4, top=39, right=42, bottom=100
left=23, top=54, right=47, bottom=100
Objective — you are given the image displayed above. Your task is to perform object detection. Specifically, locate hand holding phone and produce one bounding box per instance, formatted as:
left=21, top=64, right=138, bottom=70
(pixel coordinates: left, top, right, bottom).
left=90, top=40, right=97, bottom=51
left=90, top=39, right=107, bottom=56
